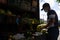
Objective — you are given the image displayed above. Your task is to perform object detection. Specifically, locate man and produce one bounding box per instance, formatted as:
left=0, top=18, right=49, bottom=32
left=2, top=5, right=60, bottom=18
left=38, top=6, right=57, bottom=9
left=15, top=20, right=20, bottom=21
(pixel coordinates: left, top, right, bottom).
left=41, top=3, right=59, bottom=40
left=16, top=15, right=21, bottom=25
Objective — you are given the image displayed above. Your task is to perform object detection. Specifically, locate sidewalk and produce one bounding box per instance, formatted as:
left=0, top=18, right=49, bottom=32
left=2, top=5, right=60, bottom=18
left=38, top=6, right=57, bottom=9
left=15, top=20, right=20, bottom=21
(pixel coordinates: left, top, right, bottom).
left=58, top=28, right=60, bottom=40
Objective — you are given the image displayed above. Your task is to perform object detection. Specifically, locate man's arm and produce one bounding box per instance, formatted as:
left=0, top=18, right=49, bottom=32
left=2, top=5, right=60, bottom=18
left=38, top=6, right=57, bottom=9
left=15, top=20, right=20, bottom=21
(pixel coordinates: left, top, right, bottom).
left=44, top=14, right=55, bottom=28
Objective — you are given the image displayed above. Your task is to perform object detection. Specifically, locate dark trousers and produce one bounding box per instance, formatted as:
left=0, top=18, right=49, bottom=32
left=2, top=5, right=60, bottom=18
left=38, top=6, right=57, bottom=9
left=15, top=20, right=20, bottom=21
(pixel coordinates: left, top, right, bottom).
left=46, top=27, right=59, bottom=40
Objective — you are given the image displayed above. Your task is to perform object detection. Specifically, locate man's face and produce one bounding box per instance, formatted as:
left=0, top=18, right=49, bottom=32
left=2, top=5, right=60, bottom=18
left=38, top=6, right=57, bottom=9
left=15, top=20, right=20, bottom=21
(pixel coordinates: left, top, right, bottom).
left=43, top=7, right=48, bottom=12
